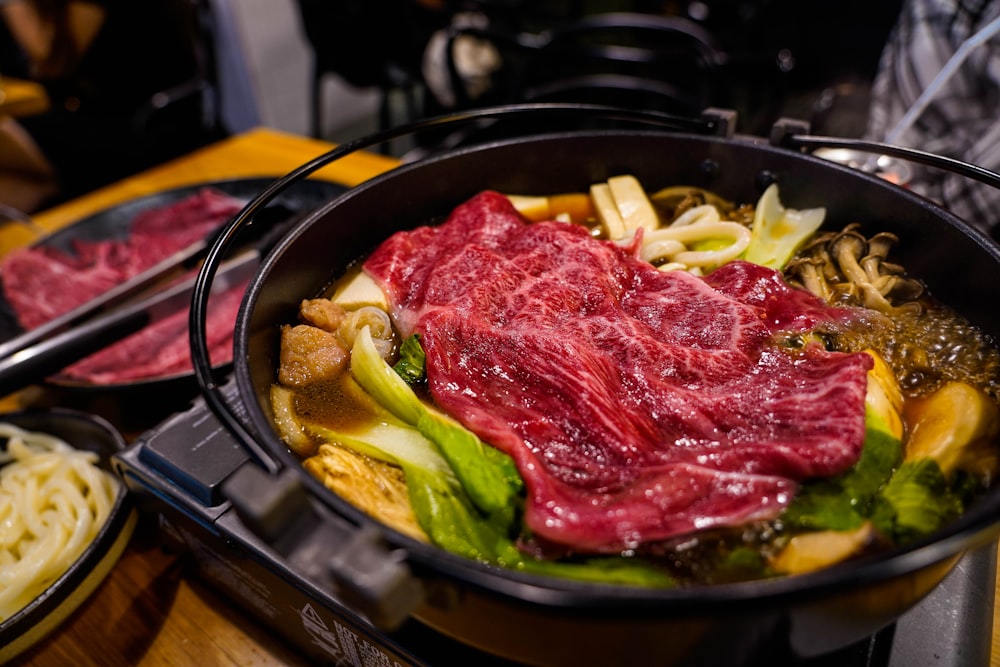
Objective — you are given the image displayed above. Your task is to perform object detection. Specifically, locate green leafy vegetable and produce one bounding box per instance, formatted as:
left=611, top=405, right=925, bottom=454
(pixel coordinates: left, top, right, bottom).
left=405, top=465, right=513, bottom=560
left=340, top=326, right=674, bottom=587
left=876, top=459, right=964, bottom=541
left=782, top=407, right=967, bottom=545
left=311, top=420, right=513, bottom=560
left=350, top=325, right=520, bottom=515
left=782, top=410, right=902, bottom=533
left=308, top=421, right=452, bottom=477
left=393, top=334, right=426, bottom=385
left=518, top=554, right=676, bottom=587
left=840, top=418, right=902, bottom=501
left=742, top=183, right=826, bottom=270
left=416, top=408, right=522, bottom=520
left=780, top=484, right=867, bottom=533
left=715, top=546, right=771, bottom=582
left=350, top=326, right=425, bottom=425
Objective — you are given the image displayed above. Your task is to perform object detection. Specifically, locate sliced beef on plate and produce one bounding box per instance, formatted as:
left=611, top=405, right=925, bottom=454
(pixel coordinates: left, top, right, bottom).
left=1, top=187, right=244, bottom=330
left=127, top=186, right=248, bottom=250
left=0, top=245, right=125, bottom=330
left=365, top=190, right=874, bottom=553
left=0, top=188, right=247, bottom=383
left=58, top=277, right=248, bottom=384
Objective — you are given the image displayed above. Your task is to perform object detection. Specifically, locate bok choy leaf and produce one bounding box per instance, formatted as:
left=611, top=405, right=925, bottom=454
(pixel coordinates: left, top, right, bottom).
left=341, top=327, right=674, bottom=586
left=316, top=420, right=674, bottom=585
left=393, top=333, right=426, bottom=385
left=782, top=406, right=966, bottom=544
left=350, top=326, right=520, bottom=515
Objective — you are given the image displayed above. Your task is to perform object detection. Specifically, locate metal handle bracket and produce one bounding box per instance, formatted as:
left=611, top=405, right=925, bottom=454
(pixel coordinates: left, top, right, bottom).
left=222, top=462, right=423, bottom=630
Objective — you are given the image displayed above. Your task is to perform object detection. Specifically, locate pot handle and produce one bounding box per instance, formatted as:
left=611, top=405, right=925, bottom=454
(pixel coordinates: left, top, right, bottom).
left=770, top=118, right=1000, bottom=191
left=189, top=102, right=736, bottom=474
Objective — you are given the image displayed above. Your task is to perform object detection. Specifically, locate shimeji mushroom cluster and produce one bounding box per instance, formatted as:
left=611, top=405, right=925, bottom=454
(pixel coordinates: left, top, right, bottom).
left=785, top=223, right=926, bottom=312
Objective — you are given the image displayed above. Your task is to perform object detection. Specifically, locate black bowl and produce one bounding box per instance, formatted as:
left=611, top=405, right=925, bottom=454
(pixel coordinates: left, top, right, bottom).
left=0, top=408, right=135, bottom=663
left=213, top=128, right=1000, bottom=665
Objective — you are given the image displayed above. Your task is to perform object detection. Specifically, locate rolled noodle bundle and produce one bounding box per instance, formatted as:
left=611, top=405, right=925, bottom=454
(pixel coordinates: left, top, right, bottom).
left=640, top=204, right=751, bottom=273
left=0, top=422, right=118, bottom=621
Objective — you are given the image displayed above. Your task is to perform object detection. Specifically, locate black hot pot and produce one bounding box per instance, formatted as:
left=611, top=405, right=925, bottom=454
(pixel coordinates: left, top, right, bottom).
left=189, top=105, right=1000, bottom=666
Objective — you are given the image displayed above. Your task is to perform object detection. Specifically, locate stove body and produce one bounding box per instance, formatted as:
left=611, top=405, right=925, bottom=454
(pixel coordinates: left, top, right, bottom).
left=113, top=392, right=998, bottom=666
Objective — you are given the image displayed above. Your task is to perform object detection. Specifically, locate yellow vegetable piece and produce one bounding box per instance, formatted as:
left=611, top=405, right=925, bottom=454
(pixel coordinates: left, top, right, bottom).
left=304, top=442, right=428, bottom=542
left=506, top=193, right=594, bottom=225
left=506, top=194, right=551, bottom=222
left=590, top=182, right=626, bottom=239
left=270, top=384, right=313, bottom=456
left=864, top=349, right=904, bottom=440
left=743, top=183, right=825, bottom=270
left=770, top=522, right=875, bottom=575
left=607, top=174, right=660, bottom=234
left=903, top=381, right=1000, bottom=478
left=331, top=268, right=389, bottom=311
left=548, top=193, right=594, bottom=225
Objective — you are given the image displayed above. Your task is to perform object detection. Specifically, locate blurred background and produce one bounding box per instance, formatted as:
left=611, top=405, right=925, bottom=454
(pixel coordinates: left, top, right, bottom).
left=0, top=0, right=907, bottom=211
left=224, top=0, right=903, bottom=147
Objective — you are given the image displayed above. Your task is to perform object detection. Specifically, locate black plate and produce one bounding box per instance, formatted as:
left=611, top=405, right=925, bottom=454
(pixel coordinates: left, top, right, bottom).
left=0, top=177, right=345, bottom=392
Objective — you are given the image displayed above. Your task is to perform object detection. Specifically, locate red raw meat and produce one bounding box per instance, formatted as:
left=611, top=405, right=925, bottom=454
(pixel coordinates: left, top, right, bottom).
left=0, top=245, right=125, bottom=329
left=58, top=277, right=248, bottom=384
left=0, top=188, right=247, bottom=383
left=365, top=191, right=874, bottom=553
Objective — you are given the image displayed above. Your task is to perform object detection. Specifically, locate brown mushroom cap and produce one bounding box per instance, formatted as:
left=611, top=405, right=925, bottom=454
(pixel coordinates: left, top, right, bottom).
left=782, top=223, right=925, bottom=313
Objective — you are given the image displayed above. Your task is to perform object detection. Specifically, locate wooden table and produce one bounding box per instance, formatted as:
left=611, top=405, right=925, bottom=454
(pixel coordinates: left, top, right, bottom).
left=3, top=126, right=1000, bottom=666
left=3, top=127, right=398, bottom=666
left=0, top=76, right=49, bottom=118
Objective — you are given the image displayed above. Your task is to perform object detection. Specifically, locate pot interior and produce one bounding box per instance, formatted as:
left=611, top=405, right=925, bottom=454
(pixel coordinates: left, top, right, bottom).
left=232, top=130, right=1000, bottom=610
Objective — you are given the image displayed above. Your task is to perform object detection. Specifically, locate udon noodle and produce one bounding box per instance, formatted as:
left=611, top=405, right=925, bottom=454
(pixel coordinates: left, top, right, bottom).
left=0, top=422, right=119, bottom=621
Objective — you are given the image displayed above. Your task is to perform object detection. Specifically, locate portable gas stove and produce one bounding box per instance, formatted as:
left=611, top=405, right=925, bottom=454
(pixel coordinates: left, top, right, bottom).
left=113, top=383, right=997, bottom=667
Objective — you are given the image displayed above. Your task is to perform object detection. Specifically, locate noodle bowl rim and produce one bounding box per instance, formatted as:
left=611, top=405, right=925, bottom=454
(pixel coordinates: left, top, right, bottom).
left=0, top=408, right=133, bottom=661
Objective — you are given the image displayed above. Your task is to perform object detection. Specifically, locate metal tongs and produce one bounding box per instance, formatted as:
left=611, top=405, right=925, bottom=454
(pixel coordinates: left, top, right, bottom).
left=0, top=202, right=303, bottom=396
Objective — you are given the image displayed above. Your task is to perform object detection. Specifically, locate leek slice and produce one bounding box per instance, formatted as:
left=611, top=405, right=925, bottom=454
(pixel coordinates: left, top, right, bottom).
left=349, top=326, right=520, bottom=515
left=308, top=421, right=454, bottom=478
left=743, top=183, right=825, bottom=270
